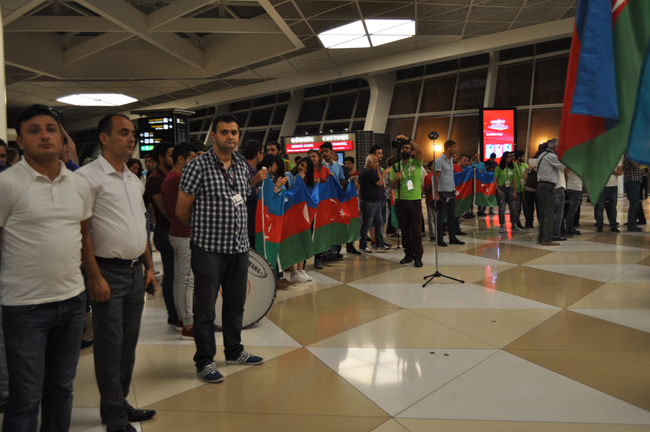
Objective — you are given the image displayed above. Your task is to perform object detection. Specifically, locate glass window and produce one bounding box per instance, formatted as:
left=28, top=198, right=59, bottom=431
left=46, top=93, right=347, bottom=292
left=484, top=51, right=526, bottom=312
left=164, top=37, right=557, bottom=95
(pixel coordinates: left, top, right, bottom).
left=234, top=112, right=249, bottom=128
left=272, top=104, right=288, bottom=125
left=298, top=98, right=327, bottom=122
left=326, top=93, right=356, bottom=120
left=455, top=69, right=487, bottom=110
left=323, top=122, right=350, bottom=133
left=419, top=74, right=457, bottom=113
left=500, top=44, right=534, bottom=61
left=396, top=66, right=424, bottom=81
left=460, top=54, right=489, bottom=69
left=495, top=61, right=533, bottom=107
left=389, top=82, right=421, bottom=115
left=278, top=92, right=291, bottom=102
left=533, top=55, right=569, bottom=105
left=351, top=121, right=365, bottom=131
left=253, top=95, right=276, bottom=107
left=384, top=118, right=415, bottom=141
left=355, top=90, right=370, bottom=118
left=267, top=128, right=281, bottom=145
left=189, top=119, right=204, bottom=133
left=248, top=108, right=273, bottom=127
left=450, top=114, right=481, bottom=157
left=414, top=116, right=450, bottom=163
left=536, top=38, right=571, bottom=55
left=241, top=130, right=266, bottom=145
left=303, top=84, right=330, bottom=98
left=425, top=59, right=458, bottom=76
left=293, top=124, right=321, bottom=135
left=231, top=100, right=251, bottom=111
left=332, top=79, right=362, bottom=93
left=517, top=109, right=529, bottom=155
left=529, top=108, right=562, bottom=157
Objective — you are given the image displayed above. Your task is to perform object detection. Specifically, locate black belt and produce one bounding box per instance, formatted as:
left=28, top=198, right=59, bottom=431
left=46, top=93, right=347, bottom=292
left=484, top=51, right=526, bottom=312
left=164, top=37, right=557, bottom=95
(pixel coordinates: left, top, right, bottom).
left=95, top=256, right=141, bottom=267
left=537, top=181, right=555, bottom=185
left=360, top=199, right=378, bottom=203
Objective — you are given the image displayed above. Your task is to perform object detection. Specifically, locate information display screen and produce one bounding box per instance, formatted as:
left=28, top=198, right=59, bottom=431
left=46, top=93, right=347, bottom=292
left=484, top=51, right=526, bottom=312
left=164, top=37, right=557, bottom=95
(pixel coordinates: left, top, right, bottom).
left=284, top=133, right=355, bottom=154
left=481, top=108, right=516, bottom=162
left=138, top=115, right=190, bottom=153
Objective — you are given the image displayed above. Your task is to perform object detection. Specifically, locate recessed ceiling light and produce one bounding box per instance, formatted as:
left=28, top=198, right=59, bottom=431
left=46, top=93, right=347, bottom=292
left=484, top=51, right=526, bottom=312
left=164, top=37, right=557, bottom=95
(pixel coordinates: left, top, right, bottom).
left=57, top=93, right=138, bottom=106
left=318, top=19, right=415, bottom=49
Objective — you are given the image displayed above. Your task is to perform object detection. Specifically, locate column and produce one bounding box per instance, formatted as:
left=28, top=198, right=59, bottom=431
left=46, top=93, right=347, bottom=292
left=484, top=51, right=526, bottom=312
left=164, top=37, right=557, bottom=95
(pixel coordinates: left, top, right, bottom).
left=363, top=72, right=396, bottom=133
left=0, top=14, right=8, bottom=141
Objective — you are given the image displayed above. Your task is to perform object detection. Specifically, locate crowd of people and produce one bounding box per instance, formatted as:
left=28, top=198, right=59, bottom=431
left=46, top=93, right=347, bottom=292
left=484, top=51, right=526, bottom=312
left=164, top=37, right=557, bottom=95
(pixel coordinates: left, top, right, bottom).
left=0, top=103, right=647, bottom=432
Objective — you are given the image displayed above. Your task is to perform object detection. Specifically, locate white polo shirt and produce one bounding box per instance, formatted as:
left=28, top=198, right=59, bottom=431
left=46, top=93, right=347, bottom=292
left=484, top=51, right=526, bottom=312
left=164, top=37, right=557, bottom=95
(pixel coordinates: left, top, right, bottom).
left=0, top=160, right=92, bottom=306
left=77, top=155, right=147, bottom=260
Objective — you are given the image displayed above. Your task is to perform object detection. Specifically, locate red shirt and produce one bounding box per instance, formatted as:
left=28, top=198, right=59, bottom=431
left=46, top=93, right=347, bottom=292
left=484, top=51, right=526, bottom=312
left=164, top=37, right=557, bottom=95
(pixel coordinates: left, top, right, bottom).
left=314, top=166, right=330, bottom=183
left=349, top=170, right=360, bottom=178
left=161, top=170, right=191, bottom=238
left=145, top=166, right=170, bottom=231
left=424, top=172, right=434, bottom=202
left=453, top=163, right=461, bottom=173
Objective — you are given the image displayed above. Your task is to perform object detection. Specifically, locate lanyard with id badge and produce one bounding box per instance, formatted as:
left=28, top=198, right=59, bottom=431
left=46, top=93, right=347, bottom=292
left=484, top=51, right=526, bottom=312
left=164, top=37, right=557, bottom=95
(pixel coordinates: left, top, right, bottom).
left=217, top=161, right=244, bottom=207
left=404, top=161, right=416, bottom=191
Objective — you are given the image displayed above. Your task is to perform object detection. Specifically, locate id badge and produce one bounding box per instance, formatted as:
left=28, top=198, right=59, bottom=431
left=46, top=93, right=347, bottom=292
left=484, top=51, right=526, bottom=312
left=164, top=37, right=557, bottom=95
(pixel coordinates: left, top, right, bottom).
left=505, top=180, right=511, bottom=187
left=406, top=180, right=414, bottom=191
left=232, top=193, right=244, bottom=206
left=520, top=178, right=525, bottom=185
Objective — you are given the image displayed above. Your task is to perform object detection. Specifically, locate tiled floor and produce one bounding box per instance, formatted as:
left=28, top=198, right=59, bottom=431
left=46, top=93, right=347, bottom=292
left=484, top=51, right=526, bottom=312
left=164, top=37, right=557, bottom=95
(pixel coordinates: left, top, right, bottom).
left=30, top=199, right=650, bottom=430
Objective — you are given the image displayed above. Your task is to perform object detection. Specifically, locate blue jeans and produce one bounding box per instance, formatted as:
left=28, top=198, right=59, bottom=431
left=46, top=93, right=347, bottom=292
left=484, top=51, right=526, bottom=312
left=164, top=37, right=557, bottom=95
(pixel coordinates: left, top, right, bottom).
left=565, top=189, right=582, bottom=232
left=596, top=186, right=618, bottom=228
left=553, top=187, right=565, bottom=238
left=497, top=185, right=516, bottom=227
left=3, top=293, right=86, bottom=432
left=359, top=201, right=384, bottom=249
left=625, top=181, right=641, bottom=229
left=153, top=228, right=177, bottom=323
left=191, top=244, right=248, bottom=368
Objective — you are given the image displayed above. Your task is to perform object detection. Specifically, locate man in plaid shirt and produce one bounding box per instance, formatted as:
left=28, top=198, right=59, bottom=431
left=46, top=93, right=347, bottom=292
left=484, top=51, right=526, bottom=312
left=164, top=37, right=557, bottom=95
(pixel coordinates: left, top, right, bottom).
left=623, top=152, right=643, bottom=232
left=176, top=113, right=264, bottom=383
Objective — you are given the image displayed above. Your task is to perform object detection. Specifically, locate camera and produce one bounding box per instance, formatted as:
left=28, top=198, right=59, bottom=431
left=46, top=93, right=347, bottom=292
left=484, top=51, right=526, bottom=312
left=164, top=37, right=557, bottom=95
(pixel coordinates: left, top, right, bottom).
left=391, top=138, right=409, bottom=150
left=435, top=194, right=452, bottom=211
left=428, top=131, right=439, bottom=141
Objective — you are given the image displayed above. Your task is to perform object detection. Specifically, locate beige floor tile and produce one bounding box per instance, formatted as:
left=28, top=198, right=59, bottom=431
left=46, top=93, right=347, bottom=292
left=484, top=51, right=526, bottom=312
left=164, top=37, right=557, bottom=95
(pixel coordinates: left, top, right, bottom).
left=371, top=419, right=410, bottom=432
left=309, top=309, right=494, bottom=349
left=73, top=354, right=136, bottom=408
left=272, top=284, right=403, bottom=310
left=352, top=264, right=516, bottom=286
left=145, top=348, right=389, bottom=418
left=463, top=243, right=554, bottom=265
left=144, top=296, right=166, bottom=309
left=587, top=233, right=650, bottom=249
left=569, top=283, right=650, bottom=310
left=131, top=345, right=300, bottom=407
left=507, top=349, right=650, bottom=411
left=397, top=418, right=650, bottom=432
left=505, top=310, right=650, bottom=352
left=476, top=266, right=604, bottom=308
left=410, top=309, right=561, bottom=348
left=310, top=254, right=405, bottom=283
left=525, top=250, right=650, bottom=265
left=639, top=254, right=650, bottom=267
left=140, top=411, right=388, bottom=432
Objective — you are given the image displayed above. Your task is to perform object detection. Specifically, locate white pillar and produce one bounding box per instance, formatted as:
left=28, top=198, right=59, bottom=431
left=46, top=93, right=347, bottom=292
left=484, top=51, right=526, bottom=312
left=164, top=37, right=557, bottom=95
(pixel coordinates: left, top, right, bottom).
left=363, top=71, right=396, bottom=133
left=0, top=14, right=8, bottom=141
left=483, top=51, right=500, bottom=108
left=279, top=89, right=303, bottom=138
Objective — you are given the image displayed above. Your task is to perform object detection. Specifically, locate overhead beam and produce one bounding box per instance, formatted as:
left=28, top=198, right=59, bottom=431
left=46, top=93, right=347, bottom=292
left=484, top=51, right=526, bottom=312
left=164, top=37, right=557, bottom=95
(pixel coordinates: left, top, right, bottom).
left=64, top=33, right=132, bottom=64
left=4, top=33, right=65, bottom=78
left=257, top=0, right=303, bottom=49
left=146, top=0, right=218, bottom=30
left=75, top=0, right=206, bottom=69
left=5, top=16, right=123, bottom=32
left=154, top=18, right=282, bottom=34
left=3, top=0, right=49, bottom=25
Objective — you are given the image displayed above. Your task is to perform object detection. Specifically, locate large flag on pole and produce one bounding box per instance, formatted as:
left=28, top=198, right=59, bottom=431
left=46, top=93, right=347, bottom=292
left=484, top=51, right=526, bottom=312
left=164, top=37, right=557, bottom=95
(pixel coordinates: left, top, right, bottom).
left=255, top=178, right=285, bottom=269
left=628, top=39, right=650, bottom=165
left=454, top=167, right=473, bottom=217
left=559, top=0, right=650, bottom=202
left=474, top=172, right=497, bottom=207
left=277, top=175, right=317, bottom=268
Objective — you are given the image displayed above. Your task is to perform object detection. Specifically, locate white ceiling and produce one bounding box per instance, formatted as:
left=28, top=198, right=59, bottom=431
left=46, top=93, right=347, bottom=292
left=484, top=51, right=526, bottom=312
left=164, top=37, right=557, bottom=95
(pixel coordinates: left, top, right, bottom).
left=2, top=0, right=576, bottom=125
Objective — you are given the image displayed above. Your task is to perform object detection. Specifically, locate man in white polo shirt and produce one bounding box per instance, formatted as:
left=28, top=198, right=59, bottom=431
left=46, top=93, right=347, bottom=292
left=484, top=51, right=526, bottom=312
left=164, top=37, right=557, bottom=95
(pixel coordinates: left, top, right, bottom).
left=77, top=114, right=157, bottom=432
left=0, top=104, right=92, bottom=432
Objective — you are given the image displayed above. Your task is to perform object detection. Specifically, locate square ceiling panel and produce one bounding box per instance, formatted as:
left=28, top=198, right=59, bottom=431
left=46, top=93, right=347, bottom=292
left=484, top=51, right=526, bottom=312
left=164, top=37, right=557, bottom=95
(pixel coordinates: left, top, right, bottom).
left=422, top=6, right=470, bottom=21
left=307, top=19, right=358, bottom=34
left=417, top=4, right=462, bottom=20
left=292, top=0, right=350, bottom=19
left=314, top=3, right=361, bottom=20
left=358, top=2, right=410, bottom=18
left=526, top=0, right=576, bottom=6
left=516, top=7, right=566, bottom=22
left=464, top=21, right=510, bottom=35
left=468, top=6, right=520, bottom=22
left=418, top=21, right=465, bottom=36
left=476, top=0, right=525, bottom=6
left=372, top=5, right=415, bottom=19
left=275, top=2, right=303, bottom=20
left=290, top=20, right=315, bottom=36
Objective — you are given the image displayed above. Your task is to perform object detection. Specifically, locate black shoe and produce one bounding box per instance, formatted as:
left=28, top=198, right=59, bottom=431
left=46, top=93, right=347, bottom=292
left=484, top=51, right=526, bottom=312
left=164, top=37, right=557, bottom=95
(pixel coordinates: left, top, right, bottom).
left=637, top=221, right=646, bottom=225
left=322, top=260, right=333, bottom=267
left=628, top=226, right=643, bottom=232
left=572, top=229, right=581, bottom=235
left=329, top=255, right=345, bottom=262
left=597, top=227, right=603, bottom=233
left=414, top=258, right=423, bottom=268
left=400, top=256, right=414, bottom=264
left=477, top=212, right=485, bottom=216
left=81, top=338, right=94, bottom=349
left=346, top=248, right=361, bottom=255
left=108, top=425, right=137, bottom=432
left=516, top=223, right=524, bottom=230
left=334, top=253, right=344, bottom=259
left=127, top=408, right=156, bottom=422
left=314, top=259, right=323, bottom=270
left=437, top=241, right=448, bottom=247
left=565, top=232, right=574, bottom=238
left=611, top=227, right=620, bottom=233
left=455, top=231, right=467, bottom=236
left=552, top=236, right=567, bottom=241
left=449, top=239, right=465, bottom=245
left=574, top=223, right=581, bottom=227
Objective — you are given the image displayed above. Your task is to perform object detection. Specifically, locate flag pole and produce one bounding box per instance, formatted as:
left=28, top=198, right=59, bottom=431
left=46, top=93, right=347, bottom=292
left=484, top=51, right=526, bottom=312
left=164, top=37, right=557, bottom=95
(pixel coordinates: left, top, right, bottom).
left=261, top=171, right=267, bottom=259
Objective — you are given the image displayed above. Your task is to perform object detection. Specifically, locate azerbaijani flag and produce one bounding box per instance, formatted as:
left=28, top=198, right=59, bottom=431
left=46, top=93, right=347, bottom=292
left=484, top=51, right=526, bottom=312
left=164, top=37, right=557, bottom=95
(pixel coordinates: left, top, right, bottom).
left=338, top=180, right=361, bottom=244
left=628, top=28, right=650, bottom=165
left=255, top=178, right=285, bottom=268
left=277, top=175, right=317, bottom=268
left=474, top=172, right=497, bottom=207
left=559, top=0, right=650, bottom=202
left=312, top=176, right=360, bottom=252
left=454, top=167, right=473, bottom=217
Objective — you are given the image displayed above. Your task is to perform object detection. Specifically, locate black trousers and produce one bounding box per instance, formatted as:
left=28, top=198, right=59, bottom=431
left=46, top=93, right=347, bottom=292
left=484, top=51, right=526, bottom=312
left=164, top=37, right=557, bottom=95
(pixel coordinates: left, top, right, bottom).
left=395, top=200, right=424, bottom=259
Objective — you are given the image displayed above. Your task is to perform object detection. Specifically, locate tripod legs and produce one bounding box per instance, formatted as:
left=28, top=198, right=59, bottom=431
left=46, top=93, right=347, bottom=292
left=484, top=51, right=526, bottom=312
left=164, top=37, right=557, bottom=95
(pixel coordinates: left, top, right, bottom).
left=422, top=271, right=465, bottom=287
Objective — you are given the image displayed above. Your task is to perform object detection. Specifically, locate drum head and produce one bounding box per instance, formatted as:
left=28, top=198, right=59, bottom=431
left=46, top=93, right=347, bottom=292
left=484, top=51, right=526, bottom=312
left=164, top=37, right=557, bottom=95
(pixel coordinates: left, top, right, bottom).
left=214, top=249, right=276, bottom=330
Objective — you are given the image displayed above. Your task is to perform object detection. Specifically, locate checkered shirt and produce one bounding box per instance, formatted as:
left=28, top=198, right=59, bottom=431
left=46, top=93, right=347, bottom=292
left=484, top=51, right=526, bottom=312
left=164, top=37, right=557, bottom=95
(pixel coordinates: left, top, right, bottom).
left=624, top=154, right=643, bottom=184
left=179, top=148, right=251, bottom=253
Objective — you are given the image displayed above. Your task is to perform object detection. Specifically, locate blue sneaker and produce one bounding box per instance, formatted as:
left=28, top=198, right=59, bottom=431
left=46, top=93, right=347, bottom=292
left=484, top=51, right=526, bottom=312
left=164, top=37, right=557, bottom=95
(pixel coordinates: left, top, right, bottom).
left=226, top=350, right=264, bottom=365
left=197, top=362, right=224, bottom=383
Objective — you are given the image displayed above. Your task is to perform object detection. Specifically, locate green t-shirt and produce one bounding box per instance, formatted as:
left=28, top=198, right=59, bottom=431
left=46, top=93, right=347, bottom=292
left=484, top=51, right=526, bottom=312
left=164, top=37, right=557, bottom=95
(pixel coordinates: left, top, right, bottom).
left=514, top=162, right=526, bottom=193
left=494, top=165, right=519, bottom=188
left=389, top=158, right=422, bottom=201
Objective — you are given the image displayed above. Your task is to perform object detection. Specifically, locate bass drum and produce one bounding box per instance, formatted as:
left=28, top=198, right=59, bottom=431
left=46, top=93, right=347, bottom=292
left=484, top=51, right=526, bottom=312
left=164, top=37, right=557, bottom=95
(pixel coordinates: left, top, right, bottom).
left=214, top=249, right=277, bottom=330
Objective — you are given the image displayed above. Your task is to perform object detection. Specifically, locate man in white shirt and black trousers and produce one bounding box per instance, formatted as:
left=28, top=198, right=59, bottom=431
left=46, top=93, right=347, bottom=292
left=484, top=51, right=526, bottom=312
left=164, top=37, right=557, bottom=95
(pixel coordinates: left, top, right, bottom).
left=77, top=114, right=158, bottom=432
left=176, top=113, right=264, bottom=384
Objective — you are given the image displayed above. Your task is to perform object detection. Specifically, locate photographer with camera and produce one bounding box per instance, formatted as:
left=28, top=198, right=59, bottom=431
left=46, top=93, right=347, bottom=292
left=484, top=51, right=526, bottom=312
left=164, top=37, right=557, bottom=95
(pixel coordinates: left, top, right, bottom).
left=389, top=135, right=424, bottom=268
left=434, top=140, right=465, bottom=247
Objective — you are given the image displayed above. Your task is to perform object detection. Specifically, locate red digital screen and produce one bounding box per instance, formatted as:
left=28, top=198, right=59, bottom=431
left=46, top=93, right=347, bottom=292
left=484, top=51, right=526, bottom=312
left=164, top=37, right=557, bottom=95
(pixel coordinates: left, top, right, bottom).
left=482, top=109, right=515, bottom=162
left=285, top=134, right=355, bottom=154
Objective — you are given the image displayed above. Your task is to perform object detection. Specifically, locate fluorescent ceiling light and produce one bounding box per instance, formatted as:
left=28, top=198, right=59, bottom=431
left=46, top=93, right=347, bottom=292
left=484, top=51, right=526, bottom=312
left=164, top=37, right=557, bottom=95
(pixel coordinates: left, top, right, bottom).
left=57, top=93, right=138, bottom=106
left=318, top=19, right=415, bottom=49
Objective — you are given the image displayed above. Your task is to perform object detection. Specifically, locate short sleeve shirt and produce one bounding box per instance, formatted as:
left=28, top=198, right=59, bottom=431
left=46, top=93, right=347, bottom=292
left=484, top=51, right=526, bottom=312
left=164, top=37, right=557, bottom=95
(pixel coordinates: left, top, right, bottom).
left=390, top=158, right=423, bottom=200
left=161, top=170, right=191, bottom=238
left=179, top=149, right=250, bottom=254
left=145, top=167, right=170, bottom=231
left=323, top=160, right=345, bottom=182
left=359, top=168, right=380, bottom=202
left=0, top=160, right=92, bottom=305
left=434, top=154, right=455, bottom=192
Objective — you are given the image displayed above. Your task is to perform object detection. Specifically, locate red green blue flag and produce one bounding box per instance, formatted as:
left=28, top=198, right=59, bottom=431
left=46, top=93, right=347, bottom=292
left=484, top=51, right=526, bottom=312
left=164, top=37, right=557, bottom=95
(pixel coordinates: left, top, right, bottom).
left=454, top=167, right=473, bottom=217
left=255, top=178, right=285, bottom=268
left=474, top=172, right=497, bottom=207
left=278, top=175, right=317, bottom=268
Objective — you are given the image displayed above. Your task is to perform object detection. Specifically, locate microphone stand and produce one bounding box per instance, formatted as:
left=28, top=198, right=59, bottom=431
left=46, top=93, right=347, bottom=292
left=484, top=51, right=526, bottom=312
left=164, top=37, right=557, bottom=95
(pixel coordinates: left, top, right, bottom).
left=423, top=142, right=464, bottom=287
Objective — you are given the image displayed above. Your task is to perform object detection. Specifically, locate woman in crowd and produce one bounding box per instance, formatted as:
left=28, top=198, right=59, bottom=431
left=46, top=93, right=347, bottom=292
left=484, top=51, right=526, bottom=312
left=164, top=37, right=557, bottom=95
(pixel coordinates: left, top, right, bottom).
left=308, top=149, right=330, bottom=184
left=6, top=149, right=20, bottom=166
left=127, top=158, right=145, bottom=186
left=285, top=156, right=315, bottom=189
left=494, top=152, right=521, bottom=233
